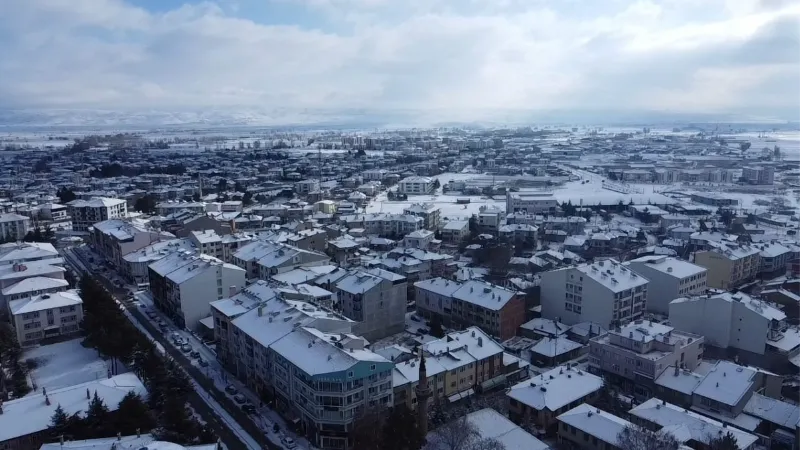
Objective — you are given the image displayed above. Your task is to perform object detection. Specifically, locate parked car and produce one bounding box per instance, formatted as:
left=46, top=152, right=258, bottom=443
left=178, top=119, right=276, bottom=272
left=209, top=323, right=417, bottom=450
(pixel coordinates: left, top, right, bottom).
left=190, top=351, right=200, bottom=359
left=233, top=393, right=246, bottom=404
left=225, top=385, right=238, bottom=395
left=281, top=437, right=297, bottom=449
left=241, top=404, right=256, bottom=414
left=181, top=344, right=192, bottom=353
left=197, top=358, right=208, bottom=367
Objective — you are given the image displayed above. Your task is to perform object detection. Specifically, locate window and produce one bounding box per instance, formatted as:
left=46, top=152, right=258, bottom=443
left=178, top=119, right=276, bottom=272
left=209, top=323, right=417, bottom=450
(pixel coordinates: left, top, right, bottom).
left=347, top=371, right=354, bottom=378
left=370, top=364, right=376, bottom=371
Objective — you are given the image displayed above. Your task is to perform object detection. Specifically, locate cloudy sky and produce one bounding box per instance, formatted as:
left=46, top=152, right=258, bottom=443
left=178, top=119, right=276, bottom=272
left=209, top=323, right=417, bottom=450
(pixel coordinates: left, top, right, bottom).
left=0, top=0, right=798, bottom=122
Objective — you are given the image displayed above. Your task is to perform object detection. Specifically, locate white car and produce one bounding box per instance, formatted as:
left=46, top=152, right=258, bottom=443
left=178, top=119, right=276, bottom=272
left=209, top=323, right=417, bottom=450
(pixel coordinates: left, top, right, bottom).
left=281, top=437, right=297, bottom=449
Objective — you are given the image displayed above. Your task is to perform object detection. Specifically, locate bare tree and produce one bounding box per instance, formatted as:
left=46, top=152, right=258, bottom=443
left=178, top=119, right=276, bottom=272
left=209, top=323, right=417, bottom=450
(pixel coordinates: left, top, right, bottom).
left=425, top=415, right=507, bottom=450
left=617, top=425, right=680, bottom=450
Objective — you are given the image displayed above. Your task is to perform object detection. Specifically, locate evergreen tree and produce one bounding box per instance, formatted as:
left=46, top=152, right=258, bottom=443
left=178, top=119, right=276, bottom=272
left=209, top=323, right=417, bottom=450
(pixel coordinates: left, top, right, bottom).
left=115, top=391, right=154, bottom=435
left=709, top=432, right=738, bottom=450
left=48, top=404, right=70, bottom=439
left=429, top=315, right=445, bottom=338
left=85, top=391, right=110, bottom=436
left=381, top=405, right=424, bottom=450
left=156, top=398, right=196, bottom=445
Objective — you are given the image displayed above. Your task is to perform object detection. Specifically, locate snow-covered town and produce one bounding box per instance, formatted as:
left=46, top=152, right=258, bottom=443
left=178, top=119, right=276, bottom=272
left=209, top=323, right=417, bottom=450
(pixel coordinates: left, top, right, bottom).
left=0, top=124, right=798, bottom=450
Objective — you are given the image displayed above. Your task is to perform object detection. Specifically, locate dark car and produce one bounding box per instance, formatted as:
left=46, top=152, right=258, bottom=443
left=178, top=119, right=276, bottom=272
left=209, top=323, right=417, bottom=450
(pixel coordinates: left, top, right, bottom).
left=241, top=404, right=256, bottom=414
left=225, top=385, right=238, bottom=395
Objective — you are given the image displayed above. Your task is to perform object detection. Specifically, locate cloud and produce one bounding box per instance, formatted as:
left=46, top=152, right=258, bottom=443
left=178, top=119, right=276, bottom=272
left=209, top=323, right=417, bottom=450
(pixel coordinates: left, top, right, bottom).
left=0, top=0, right=797, bottom=122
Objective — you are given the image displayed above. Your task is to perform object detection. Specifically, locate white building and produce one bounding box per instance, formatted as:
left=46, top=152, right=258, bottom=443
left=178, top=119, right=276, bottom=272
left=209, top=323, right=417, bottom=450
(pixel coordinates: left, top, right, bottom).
left=91, top=219, right=172, bottom=270
left=121, top=238, right=196, bottom=284
left=295, top=179, right=320, bottom=194
left=0, top=213, right=31, bottom=241
left=8, top=290, right=83, bottom=347
left=189, top=229, right=223, bottom=259
left=0, top=261, right=66, bottom=310
left=626, top=256, right=707, bottom=315
left=39, top=434, right=219, bottom=450
left=441, top=220, right=469, bottom=243
left=693, top=242, right=760, bottom=290
left=148, top=250, right=246, bottom=330
left=669, top=292, right=796, bottom=367
left=0, top=242, right=60, bottom=266
left=68, top=197, right=127, bottom=232
left=403, top=229, right=435, bottom=249
left=1, top=276, right=69, bottom=311
left=398, top=176, right=435, bottom=195
left=506, top=192, right=559, bottom=214
left=541, top=259, right=649, bottom=328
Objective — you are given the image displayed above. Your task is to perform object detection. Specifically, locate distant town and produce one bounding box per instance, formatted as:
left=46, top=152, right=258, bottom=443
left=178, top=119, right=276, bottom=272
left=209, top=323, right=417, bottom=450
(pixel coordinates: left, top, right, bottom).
left=0, top=124, right=798, bottom=450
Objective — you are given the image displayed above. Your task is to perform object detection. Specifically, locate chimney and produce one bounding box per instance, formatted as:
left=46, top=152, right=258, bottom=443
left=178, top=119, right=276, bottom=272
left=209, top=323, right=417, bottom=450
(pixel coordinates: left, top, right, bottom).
left=674, top=364, right=679, bottom=376
left=258, top=304, right=264, bottom=317
left=117, top=432, right=122, bottom=441
left=230, top=219, right=236, bottom=233
left=86, top=388, right=90, bottom=400
left=45, top=394, right=50, bottom=406
left=136, top=428, right=141, bottom=438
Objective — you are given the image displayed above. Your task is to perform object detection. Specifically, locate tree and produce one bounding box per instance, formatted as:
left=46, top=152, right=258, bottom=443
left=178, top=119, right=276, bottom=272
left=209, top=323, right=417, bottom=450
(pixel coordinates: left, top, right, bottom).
left=242, top=191, right=253, bottom=206
left=429, top=315, right=445, bottom=338
left=709, top=431, right=738, bottom=450
left=425, top=415, right=506, bottom=450
left=85, top=391, right=110, bottom=436
left=433, top=179, right=441, bottom=190
left=217, top=178, right=228, bottom=192
left=57, top=187, right=77, bottom=204
left=616, top=424, right=679, bottom=450
left=134, top=194, right=157, bottom=214
left=192, top=193, right=201, bottom=202
left=382, top=405, right=424, bottom=450
left=115, top=391, right=154, bottom=435
left=608, top=172, right=619, bottom=181
left=350, top=407, right=385, bottom=450
left=718, top=209, right=735, bottom=227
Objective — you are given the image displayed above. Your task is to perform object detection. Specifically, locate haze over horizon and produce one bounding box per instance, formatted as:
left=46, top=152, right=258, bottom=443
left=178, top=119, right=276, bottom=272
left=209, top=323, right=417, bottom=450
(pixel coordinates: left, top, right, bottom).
left=1, top=0, right=799, bottom=126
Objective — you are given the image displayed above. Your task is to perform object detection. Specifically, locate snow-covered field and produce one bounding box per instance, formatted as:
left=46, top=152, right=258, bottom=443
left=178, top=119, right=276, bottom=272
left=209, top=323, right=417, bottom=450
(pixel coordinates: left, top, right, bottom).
left=23, top=339, right=110, bottom=395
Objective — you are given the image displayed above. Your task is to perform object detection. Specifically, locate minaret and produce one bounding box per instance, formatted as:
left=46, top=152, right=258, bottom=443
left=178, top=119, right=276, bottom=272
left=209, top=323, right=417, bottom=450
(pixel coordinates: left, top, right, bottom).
left=415, top=351, right=432, bottom=436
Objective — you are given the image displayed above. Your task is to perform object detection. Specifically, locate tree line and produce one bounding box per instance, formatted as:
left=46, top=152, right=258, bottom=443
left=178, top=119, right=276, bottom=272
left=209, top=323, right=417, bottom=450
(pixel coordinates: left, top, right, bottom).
left=68, top=275, right=215, bottom=444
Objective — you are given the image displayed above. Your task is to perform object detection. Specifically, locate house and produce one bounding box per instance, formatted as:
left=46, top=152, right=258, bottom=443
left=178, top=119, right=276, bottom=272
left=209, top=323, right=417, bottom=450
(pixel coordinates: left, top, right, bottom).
left=557, top=404, right=633, bottom=450
left=507, top=365, right=604, bottom=434
left=626, top=256, right=707, bottom=315
left=9, top=290, right=83, bottom=347
left=540, top=259, right=649, bottom=328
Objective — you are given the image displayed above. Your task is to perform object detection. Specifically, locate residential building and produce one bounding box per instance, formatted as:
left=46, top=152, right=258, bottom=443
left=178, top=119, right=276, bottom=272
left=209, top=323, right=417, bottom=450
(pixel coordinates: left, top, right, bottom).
left=403, top=203, right=441, bottom=230
left=0, top=373, right=147, bottom=450
left=91, top=219, right=171, bottom=270
left=742, top=166, right=775, bottom=185
left=8, top=290, right=83, bottom=347
left=189, top=229, right=223, bottom=259
left=540, top=259, right=649, bottom=328
left=403, top=229, right=434, bottom=249
left=507, top=365, right=604, bottom=433
left=430, top=409, right=550, bottom=450
left=414, top=278, right=526, bottom=340
left=0, top=213, right=31, bottom=241
left=588, top=320, right=704, bottom=398
left=628, top=398, right=759, bottom=450
left=441, top=220, right=469, bottom=244
left=557, top=404, right=632, bottom=450
left=220, top=233, right=254, bottom=263
left=757, top=241, right=792, bottom=278
left=398, top=176, right=435, bottom=195
left=626, top=256, right=707, bottom=315
left=694, top=243, right=760, bottom=289
left=232, top=240, right=329, bottom=280
left=68, top=197, right=127, bottom=232
left=476, top=207, right=503, bottom=233
left=226, top=295, right=392, bottom=450
left=120, top=238, right=196, bottom=284
left=39, top=434, right=220, bottom=450
left=294, top=179, right=320, bottom=194
left=506, top=192, right=559, bottom=215
left=1, top=276, right=69, bottom=312
left=148, top=250, right=246, bottom=330
left=499, top=223, right=538, bottom=246
left=335, top=268, right=407, bottom=340
left=669, top=291, right=798, bottom=370
left=0, top=261, right=66, bottom=310
left=0, top=242, right=60, bottom=266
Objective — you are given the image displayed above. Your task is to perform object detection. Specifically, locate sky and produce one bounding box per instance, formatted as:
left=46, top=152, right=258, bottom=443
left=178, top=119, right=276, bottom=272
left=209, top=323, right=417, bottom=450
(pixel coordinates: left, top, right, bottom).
left=0, top=0, right=798, bottom=123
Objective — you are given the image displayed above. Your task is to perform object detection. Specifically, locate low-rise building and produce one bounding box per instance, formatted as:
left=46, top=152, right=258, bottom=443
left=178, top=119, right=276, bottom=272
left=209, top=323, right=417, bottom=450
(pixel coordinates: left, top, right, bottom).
left=398, top=176, right=435, bottom=195
left=403, top=203, right=441, bottom=230
left=506, top=192, right=559, bottom=215
left=557, top=404, right=632, bottom=450
left=507, top=365, right=604, bottom=434
left=626, top=256, right=707, bottom=315
left=403, top=229, right=435, bottom=250
left=0, top=213, right=31, bottom=241
left=9, top=290, right=83, bottom=347
left=693, top=242, right=760, bottom=290
left=189, top=229, right=223, bottom=259
left=441, top=220, right=470, bottom=244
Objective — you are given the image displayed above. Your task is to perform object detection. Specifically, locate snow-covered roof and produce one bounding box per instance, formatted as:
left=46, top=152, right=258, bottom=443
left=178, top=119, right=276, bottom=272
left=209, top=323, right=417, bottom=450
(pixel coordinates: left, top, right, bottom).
left=575, top=259, right=649, bottom=293
left=702, top=241, right=760, bottom=260
left=69, top=197, right=126, bottom=208
left=40, top=435, right=217, bottom=450
left=452, top=280, right=519, bottom=311
left=0, top=373, right=146, bottom=443
left=692, top=361, right=756, bottom=407
left=189, top=229, right=222, bottom=244
left=414, top=277, right=462, bottom=297
left=671, top=291, right=786, bottom=322
left=9, top=290, right=82, bottom=316
left=529, top=336, right=583, bottom=357
left=743, top=393, right=800, bottom=429
left=627, top=255, right=706, bottom=279
left=92, top=219, right=148, bottom=240
left=629, top=398, right=758, bottom=450
left=655, top=367, right=705, bottom=395
left=521, top=318, right=569, bottom=337
left=122, top=238, right=196, bottom=263
left=210, top=280, right=278, bottom=318
left=557, top=404, right=632, bottom=446
left=424, top=327, right=504, bottom=362
left=0, top=260, right=66, bottom=280
left=149, top=251, right=243, bottom=285
left=463, top=409, right=550, bottom=450
left=0, top=242, right=58, bottom=263
left=507, top=365, right=603, bottom=412
left=1, top=276, right=69, bottom=296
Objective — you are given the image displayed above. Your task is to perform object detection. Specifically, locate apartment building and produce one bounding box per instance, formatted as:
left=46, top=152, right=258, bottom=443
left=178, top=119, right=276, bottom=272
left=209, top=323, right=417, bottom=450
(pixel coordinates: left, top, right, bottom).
left=1, top=276, right=69, bottom=312
left=0, top=242, right=60, bottom=266
left=294, top=179, right=320, bottom=194
left=629, top=398, right=758, bottom=450
left=557, top=404, right=632, bottom=450
left=121, top=238, right=196, bottom=284
left=415, top=278, right=526, bottom=340
left=742, top=165, right=775, bottom=185
left=392, top=327, right=505, bottom=409
left=148, top=250, right=246, bottom=330
left=499, top=223, right=538, bottom=245
left=0, top=213, right=31, bottom=241
left=626, top=256, right=707, bottom=315
left=91, top=219, right=171, bottom=270
left=403, top=203, right=441, bottom=230
left=757, top=241, right=792, bottom=278
left=0, top=261, right=66, bottom=310
left=0, top=373, right=147, bottom=450
left=588, top=320, right=704, bottom=398
left=335, top=268, right=407, bottom=341
left=441, top=220, right=470, bottom=244
left=541, top=259, right=649, bottom=328
left=506, top=192, right=559, bottom=215
left=669, top=291, right=797, bottom=370
left=363, top=213, right=424, bottom=238
left=402, top=229, right=435, bottom=250
left=220, top=233, right=254, bottom=263
left=398, top=176, right=435, bottom=195
left=8, top=290, right=83, bottom=347
left=507, top=365, right=604, bottom=433
left=189, top=229, right=223, bottom=259
left=694, top=242, right=760, bottom=289
left=476, top=207, right=503, bottom=233
left=68, top=197, right=127, bottom=232
left=156, top=201, right=206, bottom=216
left=232, top=240, right=329, bottom=280
left=226, top=295, right=392, bottom=449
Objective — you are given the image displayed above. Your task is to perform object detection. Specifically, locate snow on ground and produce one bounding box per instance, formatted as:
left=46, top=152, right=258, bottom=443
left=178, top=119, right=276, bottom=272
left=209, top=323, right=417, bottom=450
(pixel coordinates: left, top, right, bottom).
left=23, top=338, right=110, bottom=395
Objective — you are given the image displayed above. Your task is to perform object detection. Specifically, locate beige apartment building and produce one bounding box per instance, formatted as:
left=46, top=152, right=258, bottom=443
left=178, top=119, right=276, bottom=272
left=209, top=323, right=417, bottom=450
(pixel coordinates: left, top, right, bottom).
left=694, top=242, right=760, bottom=290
